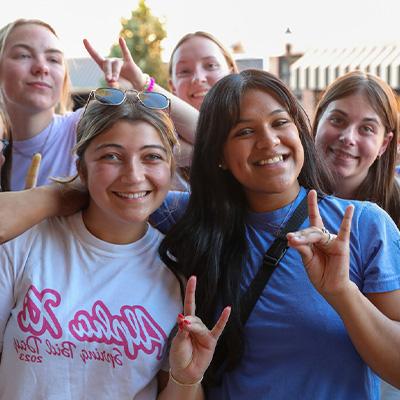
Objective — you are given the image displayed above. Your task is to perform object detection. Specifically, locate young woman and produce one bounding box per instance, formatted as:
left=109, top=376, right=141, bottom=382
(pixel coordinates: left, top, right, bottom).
left=1, top=71, right=399, bottom=399
left=0, top=90, right=229, bottom=400
left=85, top=31, right=238, bottom=188
left=312, top=71, right=400, bottom=398
left=0, top=18, right=76, bottom=190
left=313, top=70, right=400, bottom=228
left=155, top=70, right=400, bottom=399
left=168, top=31, right=238, bottom=111
left=0, top=19, right=198, bottom=191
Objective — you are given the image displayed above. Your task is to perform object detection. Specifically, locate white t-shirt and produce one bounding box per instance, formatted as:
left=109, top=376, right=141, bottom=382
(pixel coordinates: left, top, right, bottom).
left=11, top=110, right=81, bottom=191
left=0, top=213, right=182, bottom=400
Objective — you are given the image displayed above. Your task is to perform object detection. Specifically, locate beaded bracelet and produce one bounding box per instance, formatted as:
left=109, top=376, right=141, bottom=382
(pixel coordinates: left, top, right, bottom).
left=142, top=73, right=156, bottom=92
left=169, top=368, right=203, bottom=387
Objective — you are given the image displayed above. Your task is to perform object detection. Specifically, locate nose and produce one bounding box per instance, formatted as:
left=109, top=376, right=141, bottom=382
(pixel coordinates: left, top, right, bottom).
left=32, top=57, right=49, bottom=76
left=255, top=125, right=280, bottom=149
left=338, top=125, right=356, bottom=146
left=191, top=66, right=207, bottom=83
left=120, top=159, right=145, bottom=184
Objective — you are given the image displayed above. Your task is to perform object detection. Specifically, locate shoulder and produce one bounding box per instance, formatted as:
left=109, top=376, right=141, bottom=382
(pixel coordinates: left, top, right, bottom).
left=54, top=109, right=82, bottom=129
left=150, top=191, right=190, bottom=233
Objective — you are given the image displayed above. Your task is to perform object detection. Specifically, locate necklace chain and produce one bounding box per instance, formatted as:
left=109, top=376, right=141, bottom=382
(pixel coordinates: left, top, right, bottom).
left=12, top=118, right=54, bottom=158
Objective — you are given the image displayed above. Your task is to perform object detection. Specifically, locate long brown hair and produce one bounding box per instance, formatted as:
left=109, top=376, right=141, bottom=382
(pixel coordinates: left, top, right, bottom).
left=313, top=71, right=400, bottom=228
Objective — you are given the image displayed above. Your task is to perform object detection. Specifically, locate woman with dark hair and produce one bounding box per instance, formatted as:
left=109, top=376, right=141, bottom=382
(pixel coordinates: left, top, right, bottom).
left=155, top=70, right=400, bottom=399
left=0, top=70, right=399, bottom=399
left=313, top=70, right=400, bottom=228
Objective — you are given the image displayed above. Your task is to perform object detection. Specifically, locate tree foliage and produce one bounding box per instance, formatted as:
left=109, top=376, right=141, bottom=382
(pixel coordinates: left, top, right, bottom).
left=109, top=0, right=168, bottom=88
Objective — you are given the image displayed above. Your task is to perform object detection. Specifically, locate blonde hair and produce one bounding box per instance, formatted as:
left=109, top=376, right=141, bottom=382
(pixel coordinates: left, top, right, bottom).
left=0, top=18, right=72, bottom=113
left=168, top=31, right=239, bottom=78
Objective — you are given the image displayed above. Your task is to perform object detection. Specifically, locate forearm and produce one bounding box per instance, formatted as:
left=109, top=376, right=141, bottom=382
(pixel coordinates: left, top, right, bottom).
left=153, top=83, right=198, bottom=145
left=327, top=284, right=400, bottom=387
left=0, top=186, right=56, bottom=243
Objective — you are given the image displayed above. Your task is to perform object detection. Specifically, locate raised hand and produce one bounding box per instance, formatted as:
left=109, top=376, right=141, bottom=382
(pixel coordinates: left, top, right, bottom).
left=83, top=37, right=147, bottom=90
left=286, top=190, right=354, bottom=298
left=168, top=276, right=231, bottom=385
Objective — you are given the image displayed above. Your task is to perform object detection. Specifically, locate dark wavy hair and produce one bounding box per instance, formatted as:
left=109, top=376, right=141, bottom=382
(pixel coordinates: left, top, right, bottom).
left=313, top=70, right=400, bottom=228
left=160, top=69, right=334, bottom=387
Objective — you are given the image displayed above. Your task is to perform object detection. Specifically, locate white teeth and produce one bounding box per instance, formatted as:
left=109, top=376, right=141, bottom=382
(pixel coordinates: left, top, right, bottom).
left=257, top=155, right=283, bottom=165
left=192, top=91, right=208, bottom=98
left=115, top=191, right=147, bottom=199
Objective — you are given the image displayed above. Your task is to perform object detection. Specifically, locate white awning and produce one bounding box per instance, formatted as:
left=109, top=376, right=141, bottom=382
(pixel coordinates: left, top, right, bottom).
left=290, top=44, right=400, bottom=90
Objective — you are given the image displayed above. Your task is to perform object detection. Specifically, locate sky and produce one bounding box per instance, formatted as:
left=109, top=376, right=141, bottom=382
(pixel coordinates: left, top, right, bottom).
left=1, top=0, right=400, bottom=61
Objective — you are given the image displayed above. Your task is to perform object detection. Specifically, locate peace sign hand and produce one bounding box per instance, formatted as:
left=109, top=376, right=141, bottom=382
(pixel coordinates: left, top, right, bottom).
left=168, top=276, right=231, bottom=385
left=83, top=37, right=147, bottom=90
left=286, top=190, right=355, bottom=299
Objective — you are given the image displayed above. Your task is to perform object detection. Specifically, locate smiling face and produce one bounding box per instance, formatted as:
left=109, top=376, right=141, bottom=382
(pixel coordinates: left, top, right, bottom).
left=0, top=23, right=65, bottom=116
left=170, top=36, right=232, bottom=110
left=80, top=119, right=172, bottom=244
left=314, top=92, right=393, bottom=195
left=222, top=89, right=303, bottom=212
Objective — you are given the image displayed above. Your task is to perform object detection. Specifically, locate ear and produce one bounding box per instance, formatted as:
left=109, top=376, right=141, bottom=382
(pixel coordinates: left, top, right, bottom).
left=378, top=131, right=394, bottom=157
left=169, top=79, right=177, bottom=95
left=76, top=158, right=87, bottom=185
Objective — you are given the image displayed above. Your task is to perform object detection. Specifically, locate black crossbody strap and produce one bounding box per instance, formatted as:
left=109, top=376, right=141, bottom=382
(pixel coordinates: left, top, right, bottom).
left=240, top=191, right=325, bottom=325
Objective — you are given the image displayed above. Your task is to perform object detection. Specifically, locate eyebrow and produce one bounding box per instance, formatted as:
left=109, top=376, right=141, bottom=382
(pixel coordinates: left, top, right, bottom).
left=95, top=143, right=168, bottom=154
left=328, top=108, right=380, bottom=124
left=237, top=108, right=288, bottom=124
left=176, top=56, right=219, bottom=65
left=11, top=43, right=64, bottom=55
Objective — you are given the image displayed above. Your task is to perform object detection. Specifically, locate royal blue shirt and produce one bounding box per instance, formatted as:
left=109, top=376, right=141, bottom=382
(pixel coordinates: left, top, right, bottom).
left=152, top=187, right=400, bottom=399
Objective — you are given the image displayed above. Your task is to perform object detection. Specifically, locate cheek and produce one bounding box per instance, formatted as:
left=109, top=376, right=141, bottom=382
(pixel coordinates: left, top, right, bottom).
left=315, top=123, right=335, bottom=150
left=358, top=139, right=381, bottom=160
left=153, top=165, right=172, bottom=190
left=208, top=70, right=229, bottom=85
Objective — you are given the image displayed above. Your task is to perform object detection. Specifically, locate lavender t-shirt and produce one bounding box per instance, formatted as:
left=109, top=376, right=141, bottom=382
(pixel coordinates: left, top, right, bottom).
left=11, top=110, right=81, bottom=191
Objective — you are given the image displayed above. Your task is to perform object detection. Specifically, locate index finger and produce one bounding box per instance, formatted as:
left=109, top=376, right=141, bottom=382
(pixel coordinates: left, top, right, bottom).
left=83, top=38, right=105, bottom=67
left=307, top=190, right=324, bottom=228
left=183, top=275, right=196, bottom=316
left=118, top=37, right=134, bottom=62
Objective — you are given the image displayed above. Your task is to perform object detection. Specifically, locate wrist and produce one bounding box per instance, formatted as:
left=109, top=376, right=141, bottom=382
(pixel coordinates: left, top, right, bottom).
left=323, top=281, right=361, bottom=311
left=169, top=368, right=203, bottom=387
left=36, top=185, right=61, bottom=217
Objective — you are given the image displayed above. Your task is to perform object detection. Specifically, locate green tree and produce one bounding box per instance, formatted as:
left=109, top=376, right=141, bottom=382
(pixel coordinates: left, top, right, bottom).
left=109, top=0, right=168, bottom=88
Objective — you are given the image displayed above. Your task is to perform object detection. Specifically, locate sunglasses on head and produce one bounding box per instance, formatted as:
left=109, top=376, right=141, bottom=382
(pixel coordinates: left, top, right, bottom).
left=82, top=88, right=170, bottom=116
left=0, top=139, right=8, bottom=155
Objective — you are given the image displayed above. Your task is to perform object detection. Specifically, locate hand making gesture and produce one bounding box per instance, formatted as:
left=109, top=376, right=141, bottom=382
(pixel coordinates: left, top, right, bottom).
left=286, top=190, right=355, bottom=299
left=168, top=276, right=231, bottom=386
left=83, top=37, right=147, bottom=90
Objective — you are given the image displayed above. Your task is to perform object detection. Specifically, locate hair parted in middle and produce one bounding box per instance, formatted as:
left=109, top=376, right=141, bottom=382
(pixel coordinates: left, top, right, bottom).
left=159, top=69, right=333, bottom=387
left=74, top=93, right=178, bottom=178
left=312, top=70, right=400, bottom=227
left=168, top=31, right=239, bottom=77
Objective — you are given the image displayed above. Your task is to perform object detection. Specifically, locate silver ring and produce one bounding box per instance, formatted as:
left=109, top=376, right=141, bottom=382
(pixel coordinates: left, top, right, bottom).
left=321, top=227, right=333, bottom=245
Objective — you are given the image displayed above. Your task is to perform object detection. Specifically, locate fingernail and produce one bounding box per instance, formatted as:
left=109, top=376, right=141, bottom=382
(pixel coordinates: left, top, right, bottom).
left=183, top=319, right=190, bottom=325
left=178, top=313, right=184, bottom=319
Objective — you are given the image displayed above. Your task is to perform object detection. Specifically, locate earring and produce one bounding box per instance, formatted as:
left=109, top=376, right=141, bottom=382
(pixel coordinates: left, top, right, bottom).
left=376, top=154, right=381, bottom=160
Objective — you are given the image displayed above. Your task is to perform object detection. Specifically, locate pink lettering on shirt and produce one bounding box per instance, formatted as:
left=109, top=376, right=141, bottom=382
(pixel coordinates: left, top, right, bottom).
left=69, top=300, right=167, bottom=360
left=17, top=285, right=63, bottom=339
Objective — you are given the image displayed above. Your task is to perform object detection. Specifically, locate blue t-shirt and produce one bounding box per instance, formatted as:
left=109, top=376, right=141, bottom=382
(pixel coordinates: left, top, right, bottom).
left=151, top=187, right=400, bottom=400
